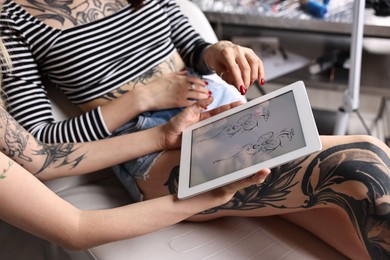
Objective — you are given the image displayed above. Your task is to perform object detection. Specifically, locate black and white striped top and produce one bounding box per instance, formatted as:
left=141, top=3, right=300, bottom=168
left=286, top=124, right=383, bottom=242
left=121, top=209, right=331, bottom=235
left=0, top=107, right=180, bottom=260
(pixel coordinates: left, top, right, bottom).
left=1, top=0, right=209, bottom=143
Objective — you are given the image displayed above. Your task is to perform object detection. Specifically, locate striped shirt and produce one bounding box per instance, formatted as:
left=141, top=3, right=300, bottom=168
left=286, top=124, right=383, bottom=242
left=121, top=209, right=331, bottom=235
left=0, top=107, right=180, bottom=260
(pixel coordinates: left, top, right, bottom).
left=1, top=0, right=209, bottom=143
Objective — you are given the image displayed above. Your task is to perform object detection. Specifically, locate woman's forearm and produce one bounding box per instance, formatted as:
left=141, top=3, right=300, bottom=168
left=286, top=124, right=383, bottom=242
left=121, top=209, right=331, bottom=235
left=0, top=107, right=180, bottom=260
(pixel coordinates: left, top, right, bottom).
left=0, top=106, right=166, bottom=180
left=36, top=126, right=166, bottom=181
left=0, top=153, right=260, bottom=251
left=74, top=192, right=226, bottom=250
left=30, top=125, right=165, bottom=181
left=0, top=155, right=203, bottom=250
left=0, top=97, right=218, bottom=181
left=100, top=87, right=149, bottom=133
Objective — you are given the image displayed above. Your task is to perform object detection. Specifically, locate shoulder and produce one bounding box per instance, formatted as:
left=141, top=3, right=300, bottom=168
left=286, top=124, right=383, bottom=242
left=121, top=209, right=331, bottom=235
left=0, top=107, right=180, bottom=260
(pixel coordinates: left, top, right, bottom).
left=8, top=0, right=130, bottom=29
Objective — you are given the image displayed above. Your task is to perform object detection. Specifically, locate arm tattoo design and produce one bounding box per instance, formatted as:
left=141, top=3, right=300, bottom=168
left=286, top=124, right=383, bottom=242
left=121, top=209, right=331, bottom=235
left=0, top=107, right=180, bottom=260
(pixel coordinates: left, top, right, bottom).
left=0, top=109, right=86, bottom=175
left=165, top=141, right=390, bottom=259
left=33, top=142, right=86, bottom=175
left=0, top=110, right=32, bottom=162
left=0, top=160, right=13, bottom=179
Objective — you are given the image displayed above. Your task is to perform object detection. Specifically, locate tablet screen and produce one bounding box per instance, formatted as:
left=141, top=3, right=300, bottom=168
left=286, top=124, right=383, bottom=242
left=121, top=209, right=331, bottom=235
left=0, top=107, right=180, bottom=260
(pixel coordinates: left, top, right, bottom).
left=189, top=90, right=306, bottom=187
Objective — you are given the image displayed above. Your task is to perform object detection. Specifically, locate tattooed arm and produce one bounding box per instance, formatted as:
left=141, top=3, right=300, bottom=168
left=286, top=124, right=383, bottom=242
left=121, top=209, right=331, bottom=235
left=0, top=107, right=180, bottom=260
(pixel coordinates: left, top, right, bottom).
left=0, top=141, right=270, bottom=250
left=0, top=97, right=269, bottom=250
left=0, top=105, right=160, bottom=180
left=0, top=98, right=241, bottom=181
left=97, top=69, right=210, bottom=134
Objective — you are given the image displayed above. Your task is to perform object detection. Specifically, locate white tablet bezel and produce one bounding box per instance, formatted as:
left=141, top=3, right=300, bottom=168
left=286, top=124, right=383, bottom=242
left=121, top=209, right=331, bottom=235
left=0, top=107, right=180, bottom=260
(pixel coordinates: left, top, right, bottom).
left=178, top=81, right=322, bottom=199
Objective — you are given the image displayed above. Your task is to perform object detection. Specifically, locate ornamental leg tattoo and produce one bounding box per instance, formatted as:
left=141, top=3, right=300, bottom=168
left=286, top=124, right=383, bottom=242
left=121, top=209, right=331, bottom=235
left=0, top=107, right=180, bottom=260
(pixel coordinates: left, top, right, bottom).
left=165, top=141, right=390, bottom=259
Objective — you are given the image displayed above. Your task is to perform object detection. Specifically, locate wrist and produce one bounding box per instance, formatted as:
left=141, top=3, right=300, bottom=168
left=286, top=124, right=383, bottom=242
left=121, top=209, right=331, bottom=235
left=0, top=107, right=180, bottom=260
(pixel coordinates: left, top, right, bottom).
left=182, top=189, right=231, bottom=213
left=192, top=42, right=214, bottom=75
left=154, top=124, right=168, bottom=151
left=201, top=44, right=215, bottom=72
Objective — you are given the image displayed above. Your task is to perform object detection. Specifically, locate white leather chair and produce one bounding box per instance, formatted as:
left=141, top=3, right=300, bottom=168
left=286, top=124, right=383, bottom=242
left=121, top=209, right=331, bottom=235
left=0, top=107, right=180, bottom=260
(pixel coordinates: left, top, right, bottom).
left=0, top=1, right=348, bottom=259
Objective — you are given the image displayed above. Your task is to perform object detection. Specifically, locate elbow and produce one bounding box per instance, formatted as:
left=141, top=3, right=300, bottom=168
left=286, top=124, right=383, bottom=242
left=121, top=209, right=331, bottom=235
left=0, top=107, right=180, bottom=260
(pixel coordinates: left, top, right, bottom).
left=52, top=216, right=97, bottom=251
left=59, top=241, right=84, bottom=251
left=61, top=242, right=89, bottom=252
left=57, top=235, right=93, bottom=251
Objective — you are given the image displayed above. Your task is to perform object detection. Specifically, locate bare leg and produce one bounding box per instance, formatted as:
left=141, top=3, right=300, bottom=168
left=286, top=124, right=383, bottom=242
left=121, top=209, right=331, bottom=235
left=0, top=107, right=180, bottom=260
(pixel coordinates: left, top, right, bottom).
left=137, top=135, right=390, bottom=259
left=280, top=208, right=370, bottom=260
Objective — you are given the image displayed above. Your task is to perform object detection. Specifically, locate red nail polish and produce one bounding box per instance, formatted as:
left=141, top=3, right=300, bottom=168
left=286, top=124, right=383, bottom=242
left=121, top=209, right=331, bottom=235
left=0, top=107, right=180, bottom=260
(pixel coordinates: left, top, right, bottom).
left=204, top=81, right=209, bottom=85
left=240, top=85, right=246, bottom=95
left=260, top=78, right=265, bottom=86
left=208, top=90, right=212, bottom=97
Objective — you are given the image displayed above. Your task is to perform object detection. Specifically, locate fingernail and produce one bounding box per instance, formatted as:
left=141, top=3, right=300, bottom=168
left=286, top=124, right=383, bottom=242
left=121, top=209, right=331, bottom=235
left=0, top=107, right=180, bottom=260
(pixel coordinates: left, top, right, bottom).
left=250, top=81, right=254, bottom=86
left=239, top=85, right=246, bottom=95
left=204, top=81, right=209, bottom=85
left=260, top=78, right=265, bottom=86
left=208, top=90, right=212, bottom=97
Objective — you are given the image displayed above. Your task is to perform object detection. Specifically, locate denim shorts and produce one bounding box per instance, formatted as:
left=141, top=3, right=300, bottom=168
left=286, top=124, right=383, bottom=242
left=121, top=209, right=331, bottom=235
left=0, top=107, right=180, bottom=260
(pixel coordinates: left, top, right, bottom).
left=111, top=108, right=183, bottom=202
left=112, top=76, right=244, bottom=202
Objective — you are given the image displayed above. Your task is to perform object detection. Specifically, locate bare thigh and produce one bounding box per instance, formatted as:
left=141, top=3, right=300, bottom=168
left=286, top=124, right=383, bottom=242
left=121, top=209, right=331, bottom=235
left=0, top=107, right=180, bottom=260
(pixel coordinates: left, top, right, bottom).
left=137, top=135, right=389, bottom=259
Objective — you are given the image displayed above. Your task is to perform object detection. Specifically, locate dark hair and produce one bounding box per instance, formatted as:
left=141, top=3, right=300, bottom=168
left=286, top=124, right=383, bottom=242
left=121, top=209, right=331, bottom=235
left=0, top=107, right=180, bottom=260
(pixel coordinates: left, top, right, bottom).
left=129, top=0, right=144, bottom=10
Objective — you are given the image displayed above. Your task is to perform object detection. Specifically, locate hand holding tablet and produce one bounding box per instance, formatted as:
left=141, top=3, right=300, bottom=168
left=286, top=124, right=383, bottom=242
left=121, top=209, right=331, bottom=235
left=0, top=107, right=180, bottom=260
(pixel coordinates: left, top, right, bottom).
left=178, top=81, right=322, bottom=199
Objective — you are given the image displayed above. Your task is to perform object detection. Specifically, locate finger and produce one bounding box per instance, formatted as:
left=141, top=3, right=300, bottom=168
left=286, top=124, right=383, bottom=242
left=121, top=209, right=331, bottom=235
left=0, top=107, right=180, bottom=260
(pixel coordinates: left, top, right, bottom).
left=174, top=97, right=214, bottom=125
left=186, top=84, right=210, bottom=101
left=238, top=169, right=271, bottom=188
left=186, top=89, right=210, bottom=101
left=219, top=46, right=250, bottom=95
left=234, top=47, right=252, bottom=88
left=249, top=52, right=265, bottom=86
left=206, top=100, right=243, bottom=117
left=187, top=77, right=209, bottom=91
left=221, top=48, right=244, bottom=90
left=167, top=98, right=213, bottom=138
left=196, top=97, right=214, bottom=111
left=177, top=69, right=189, bottom=75
left=252, top=169, right=271, bottom=183
left=224, top=168, right=271, bottom=194
left=188, top=76, right=208, bottom=85
left=258, top=57, right=265, bottom=86
left=245, top=50, right=263, bottom=87
left=219, top=71, right=227, bottom=80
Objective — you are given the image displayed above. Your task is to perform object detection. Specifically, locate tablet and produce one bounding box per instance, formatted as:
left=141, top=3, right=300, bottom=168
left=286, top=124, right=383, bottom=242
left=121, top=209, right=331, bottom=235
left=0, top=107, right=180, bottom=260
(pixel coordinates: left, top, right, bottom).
left=178, top=81, right=322, bottom=199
